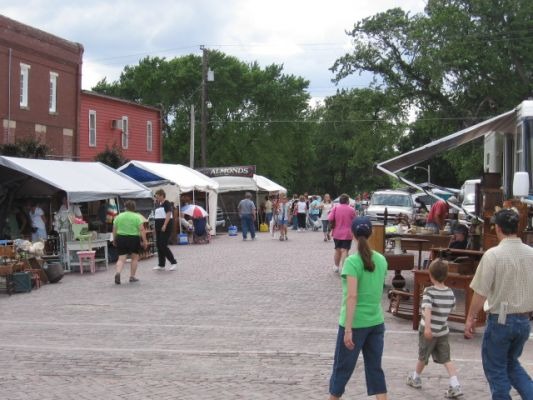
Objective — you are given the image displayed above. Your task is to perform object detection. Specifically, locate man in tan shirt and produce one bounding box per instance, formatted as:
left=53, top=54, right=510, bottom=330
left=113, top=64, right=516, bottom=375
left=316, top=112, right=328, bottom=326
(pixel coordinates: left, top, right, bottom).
left=465, top=209, right=533, bottom=399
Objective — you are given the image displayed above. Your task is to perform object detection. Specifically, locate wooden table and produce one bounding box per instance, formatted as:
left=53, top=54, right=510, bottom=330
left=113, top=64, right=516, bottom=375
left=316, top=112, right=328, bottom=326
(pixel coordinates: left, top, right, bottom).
left=386, top=233, right=452, bottom=252
left=384, top=253, right=414, bottom=290
left=412, top=269, right=485, bottom=330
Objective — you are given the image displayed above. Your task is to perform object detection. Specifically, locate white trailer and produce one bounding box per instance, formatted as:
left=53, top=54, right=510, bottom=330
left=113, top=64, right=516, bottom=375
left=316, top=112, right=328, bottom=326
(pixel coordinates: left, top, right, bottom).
left=376, top=99, right=533, bottom=219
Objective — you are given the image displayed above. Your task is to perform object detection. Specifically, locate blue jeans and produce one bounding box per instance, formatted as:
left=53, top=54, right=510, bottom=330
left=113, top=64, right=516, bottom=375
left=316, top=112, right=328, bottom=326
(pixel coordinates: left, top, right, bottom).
left=265, top=212, right=272, bottom=225
left=240, top=214, right=255, bottom=239
left=292, top=214, right=298, bottom=230
left=482, top=314, right=533, bottom=399
left=329, top=324, right=387, bottom=397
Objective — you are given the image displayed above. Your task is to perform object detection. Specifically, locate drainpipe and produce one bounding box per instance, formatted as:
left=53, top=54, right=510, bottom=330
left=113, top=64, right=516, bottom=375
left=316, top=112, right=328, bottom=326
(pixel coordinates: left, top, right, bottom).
left=7, top=48, right=12, bottom=142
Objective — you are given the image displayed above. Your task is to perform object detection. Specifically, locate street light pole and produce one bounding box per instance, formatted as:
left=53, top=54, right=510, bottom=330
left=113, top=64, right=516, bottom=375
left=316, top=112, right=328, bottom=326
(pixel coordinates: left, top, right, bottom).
left=200, top=46, right=208, bottom=168
left=414, top=165, right=431, bottom=183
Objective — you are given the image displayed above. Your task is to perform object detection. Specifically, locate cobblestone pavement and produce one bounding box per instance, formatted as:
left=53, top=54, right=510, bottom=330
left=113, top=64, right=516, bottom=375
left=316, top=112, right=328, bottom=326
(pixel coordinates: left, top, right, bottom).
left=1, top=230, right=532, bottom=399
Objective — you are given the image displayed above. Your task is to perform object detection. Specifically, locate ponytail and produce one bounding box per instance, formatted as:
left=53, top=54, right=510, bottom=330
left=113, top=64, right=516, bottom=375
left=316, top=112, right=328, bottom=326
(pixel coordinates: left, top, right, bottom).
left=357, top=236, right=375, bottom=272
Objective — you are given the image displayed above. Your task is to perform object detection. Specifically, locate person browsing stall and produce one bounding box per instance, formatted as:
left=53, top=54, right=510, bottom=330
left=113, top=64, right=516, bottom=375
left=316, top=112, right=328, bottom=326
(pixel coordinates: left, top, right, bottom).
left=327, top=216, right=388, bottom=400
left=464, top=209, right=533, bottom=399
left=328, top=194, right=356, bottom=273
left=112, top=200, right=148, bottom=284
left=406, top=259, right=463, bottom=398
left=152, top=189, right=178, bottom=271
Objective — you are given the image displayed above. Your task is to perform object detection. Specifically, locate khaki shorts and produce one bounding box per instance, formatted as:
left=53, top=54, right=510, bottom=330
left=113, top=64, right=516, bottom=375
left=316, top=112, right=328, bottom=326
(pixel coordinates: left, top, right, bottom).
left=418, top=331, right=451, bottom=364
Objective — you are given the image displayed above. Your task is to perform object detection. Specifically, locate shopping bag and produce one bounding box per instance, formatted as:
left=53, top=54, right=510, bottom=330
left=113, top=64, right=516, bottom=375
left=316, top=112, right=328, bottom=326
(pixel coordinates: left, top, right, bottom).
left=259, top=222, right=269, bottom=232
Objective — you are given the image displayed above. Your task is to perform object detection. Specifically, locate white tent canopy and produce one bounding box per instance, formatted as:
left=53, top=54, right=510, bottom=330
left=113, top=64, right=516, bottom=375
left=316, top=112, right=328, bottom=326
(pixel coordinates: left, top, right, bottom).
left=118, top=161, right=219, bottom=234
left=213, top=174, right=286, bottom=194
left=254, top=175, right=287, bottom=194
left=0, top=156, right=152, bottom=202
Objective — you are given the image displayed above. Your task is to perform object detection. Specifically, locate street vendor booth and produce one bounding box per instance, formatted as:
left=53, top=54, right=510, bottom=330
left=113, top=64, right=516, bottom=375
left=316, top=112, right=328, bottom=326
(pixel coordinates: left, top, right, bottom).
left=117, top=160, right=219, bottom=236
left=211, top=172, right=287, bottom=229
left=0, top=156, right=153, bottom=273
left=375, top=100, right=533, bottom=329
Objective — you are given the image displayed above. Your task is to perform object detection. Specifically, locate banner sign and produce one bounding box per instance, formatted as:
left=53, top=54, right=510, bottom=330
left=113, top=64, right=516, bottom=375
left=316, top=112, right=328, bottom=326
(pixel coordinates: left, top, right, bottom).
left=197, top=165, right=256, bottom=178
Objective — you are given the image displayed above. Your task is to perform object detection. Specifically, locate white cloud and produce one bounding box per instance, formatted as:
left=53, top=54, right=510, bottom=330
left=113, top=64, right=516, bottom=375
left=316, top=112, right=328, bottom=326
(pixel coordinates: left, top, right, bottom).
left=1, top=0, right=427, bottom=96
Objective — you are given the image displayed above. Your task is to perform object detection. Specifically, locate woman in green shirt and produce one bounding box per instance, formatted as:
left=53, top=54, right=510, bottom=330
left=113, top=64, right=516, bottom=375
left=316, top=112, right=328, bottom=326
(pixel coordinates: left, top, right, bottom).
left=328, top=216, right=388, bottom=400
left=112, top=200, right=148, bottom=285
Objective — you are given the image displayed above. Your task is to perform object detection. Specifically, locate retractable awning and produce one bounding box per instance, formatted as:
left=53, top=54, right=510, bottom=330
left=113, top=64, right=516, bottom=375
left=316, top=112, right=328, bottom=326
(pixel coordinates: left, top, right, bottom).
left=377, top=108, right=516, bottom=174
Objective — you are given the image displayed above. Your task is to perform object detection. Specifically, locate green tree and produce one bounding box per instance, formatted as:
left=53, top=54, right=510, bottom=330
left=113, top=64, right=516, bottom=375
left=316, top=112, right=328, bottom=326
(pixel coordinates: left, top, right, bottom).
left=310, top=88, right=407, bottom=195
left=93, top=52, right=312, bottom=191
left=94, top=145, right=128, bottom=169
left=0, top=138, right=49, bottom=158
left=331, top=0, right=533, bottom=186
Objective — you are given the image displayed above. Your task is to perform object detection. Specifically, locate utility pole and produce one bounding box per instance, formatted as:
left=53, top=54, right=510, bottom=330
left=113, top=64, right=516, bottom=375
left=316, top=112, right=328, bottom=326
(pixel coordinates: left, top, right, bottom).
left=189, top=104, right=195, bottom=168
left=200, top=46, right=208, bottom=167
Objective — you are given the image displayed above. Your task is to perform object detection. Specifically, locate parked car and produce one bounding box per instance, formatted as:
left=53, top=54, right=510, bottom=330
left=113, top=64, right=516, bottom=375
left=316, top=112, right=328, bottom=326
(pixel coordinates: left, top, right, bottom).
left=366, top=190, right=416, bottom=223
left=458, top=179, right=480, bottom=222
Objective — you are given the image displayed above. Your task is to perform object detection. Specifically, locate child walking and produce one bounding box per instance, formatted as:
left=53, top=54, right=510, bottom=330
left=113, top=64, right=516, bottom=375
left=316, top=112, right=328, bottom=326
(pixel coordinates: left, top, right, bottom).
left=406, top=259, right=463, bottom=398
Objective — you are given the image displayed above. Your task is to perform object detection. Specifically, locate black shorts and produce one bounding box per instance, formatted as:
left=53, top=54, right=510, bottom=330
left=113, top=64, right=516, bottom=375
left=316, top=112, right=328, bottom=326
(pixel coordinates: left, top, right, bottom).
left=334, top=239, right=352, bottom=250
left=116, top=235, right=141, bottom=256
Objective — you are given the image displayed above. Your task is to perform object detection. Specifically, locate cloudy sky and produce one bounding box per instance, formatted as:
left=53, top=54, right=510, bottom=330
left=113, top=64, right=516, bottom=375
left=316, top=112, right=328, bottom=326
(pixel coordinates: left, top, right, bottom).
left=3, top=0, right=426, bottom=102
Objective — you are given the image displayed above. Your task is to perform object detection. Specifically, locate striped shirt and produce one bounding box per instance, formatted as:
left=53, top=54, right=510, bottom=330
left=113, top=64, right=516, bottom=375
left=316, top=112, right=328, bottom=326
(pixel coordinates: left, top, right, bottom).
left=419, top=286, right=456, bottom=337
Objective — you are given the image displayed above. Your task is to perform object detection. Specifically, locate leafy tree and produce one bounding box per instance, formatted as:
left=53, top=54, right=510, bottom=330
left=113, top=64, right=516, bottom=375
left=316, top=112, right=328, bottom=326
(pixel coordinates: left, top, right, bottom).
left=93, top=52, right=312, bottom=191
left=331, top=0, right=533, bottom=186
left=0, top=138, right=49, bottom=158
left=94, top=145, right=128, bottom=169
left=310, top=88, right=407, bottom=194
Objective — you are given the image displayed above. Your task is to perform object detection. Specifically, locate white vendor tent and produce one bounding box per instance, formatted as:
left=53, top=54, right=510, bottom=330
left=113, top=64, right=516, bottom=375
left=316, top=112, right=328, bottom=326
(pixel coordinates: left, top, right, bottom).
left=213, top=175, right=286, bottom=194
left=118, top=161, right=219, bottom=234
left=0, top=156, right=152, bottom=202
left=212, top=174, right=286, bottom=229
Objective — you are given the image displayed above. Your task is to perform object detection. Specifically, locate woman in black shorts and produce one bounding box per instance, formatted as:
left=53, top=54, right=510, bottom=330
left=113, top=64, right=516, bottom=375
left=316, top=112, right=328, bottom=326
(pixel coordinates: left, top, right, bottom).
left=112, top=200, right=148, bottom=284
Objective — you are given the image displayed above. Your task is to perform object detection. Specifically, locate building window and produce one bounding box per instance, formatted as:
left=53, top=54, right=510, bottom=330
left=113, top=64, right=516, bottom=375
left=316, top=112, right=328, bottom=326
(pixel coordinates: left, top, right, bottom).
left=146, top=121, right=153, bottom=152
left=49, top=72, right=58, bottom=113
left=20, top=63, right=30, bottom=108
left=121, top=116, right=129, bottom=149
left=89, top=110, right=96, bottom=147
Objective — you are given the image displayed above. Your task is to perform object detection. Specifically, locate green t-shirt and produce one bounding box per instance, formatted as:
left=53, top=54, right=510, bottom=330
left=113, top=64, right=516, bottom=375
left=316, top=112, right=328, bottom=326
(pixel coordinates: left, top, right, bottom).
left=113, top=211, right=143, bottom=236
left=339, top=251, right=388, bottom=328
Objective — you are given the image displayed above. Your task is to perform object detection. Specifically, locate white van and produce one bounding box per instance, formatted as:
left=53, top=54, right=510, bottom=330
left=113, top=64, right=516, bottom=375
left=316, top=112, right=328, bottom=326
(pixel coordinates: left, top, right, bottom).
left=458, top=179, right=480, bottom=221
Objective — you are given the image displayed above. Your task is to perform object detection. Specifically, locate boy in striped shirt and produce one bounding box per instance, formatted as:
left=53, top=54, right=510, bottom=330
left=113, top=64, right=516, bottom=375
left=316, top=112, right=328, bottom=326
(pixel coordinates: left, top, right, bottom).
left=406, top=259, right=463, bottom=398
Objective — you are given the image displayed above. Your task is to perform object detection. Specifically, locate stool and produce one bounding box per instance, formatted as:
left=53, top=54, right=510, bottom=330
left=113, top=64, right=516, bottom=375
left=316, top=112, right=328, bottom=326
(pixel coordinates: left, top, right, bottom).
left=77, top=250, right=96, bottom=274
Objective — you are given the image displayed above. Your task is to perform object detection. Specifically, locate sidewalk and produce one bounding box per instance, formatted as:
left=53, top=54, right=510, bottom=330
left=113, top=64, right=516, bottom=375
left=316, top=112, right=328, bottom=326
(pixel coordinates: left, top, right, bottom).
left=0, top=230, right=531, bottom=399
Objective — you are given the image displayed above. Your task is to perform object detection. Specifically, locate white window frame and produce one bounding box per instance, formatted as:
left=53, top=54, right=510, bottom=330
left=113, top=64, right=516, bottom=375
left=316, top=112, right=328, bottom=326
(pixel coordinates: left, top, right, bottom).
left=20, top=63, right=30, bottom=108
left=146, top=121, right=153, bottom=152
left=121, top=116, right=129, bottom=149
left=516, top=123, right=524, bottom=171
left=49, top=72, right=58, bottom=113
left=89, top=110, right=97, bottom=147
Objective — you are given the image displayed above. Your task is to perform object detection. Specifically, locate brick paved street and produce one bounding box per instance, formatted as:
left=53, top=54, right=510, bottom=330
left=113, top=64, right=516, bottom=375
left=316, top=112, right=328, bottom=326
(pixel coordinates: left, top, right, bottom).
left=1, top=230, right=531, bottom=399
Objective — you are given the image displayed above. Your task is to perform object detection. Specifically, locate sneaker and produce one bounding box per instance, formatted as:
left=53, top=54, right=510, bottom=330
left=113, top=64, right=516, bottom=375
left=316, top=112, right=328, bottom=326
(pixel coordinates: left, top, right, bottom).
left=129, top=276, right=139, bottom=283
left=445, top=385, right=463, bottom=398
left=114, top=273, right=121, bottom=285
left=333, top=266, right=339, bottom=273
left=153, top=266, right=165, bottom=271
left=168, top=264, right=177, bottom=271
left=406, top=375, right=422, bottom=389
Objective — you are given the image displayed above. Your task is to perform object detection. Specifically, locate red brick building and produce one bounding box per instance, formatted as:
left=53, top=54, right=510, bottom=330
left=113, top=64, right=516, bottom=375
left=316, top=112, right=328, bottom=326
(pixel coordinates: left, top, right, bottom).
left=79, top=91, right=162, bottom=162
left=0, top=14, right=83, bottom=159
